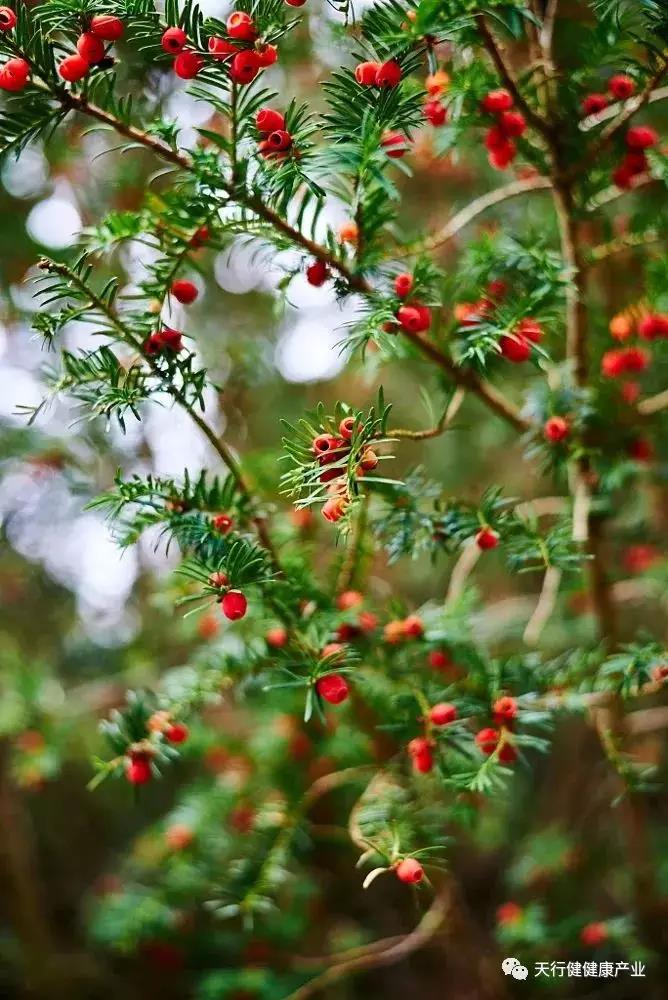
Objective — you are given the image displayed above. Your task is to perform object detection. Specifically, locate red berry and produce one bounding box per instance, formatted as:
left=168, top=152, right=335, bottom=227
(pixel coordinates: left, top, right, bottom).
left=375, top=60, right=402, bottom=88
left=58, top=54, right=90, bottom=83
left=497, top=901, right=523, bottom=926
left=285, top=0, right=307, bottom=5
left=322, top=495, right=348, bottom=523
left=544, top=415, right=569, bottom=443
left=412, top=748, right=434, bottom=773
left=638, top=312, right=668, bottom=340
left=500, top=333, right=531, bottom=362
left=316, top=673, right=350, bottom=704
left=89, top=14, right=124, bottom=41
left=626, top=125, right=658, bottom=149
left=161, top=26, right=187, bottom=54
left=125, top=753, right=152, bottom=785
left=395, top=858, right=424, bottom=884
left=397, top=303, right=431, bottom=333
left=628, top=437, right=653, bottom=463
left=256, top=44, right=278, bottom=67
left=359, top=448, right=378, bottom=472
left=488, top=139, right=516, bottom=170
left=475, top=726, right=500, bottom=755
left=164, top=722, right=189, bottom=744
left=265, top=129, right=292, bottom=152
left=403, top=614, right=423, bottom=639
left=493, top=695, right=517, bottom=725
left=408, top=736, right=431, bottom=757
left=516, top=317, right=543, bottom=343
left=481, top=88, right=513, bottom=113
left=612, top=164, right=634, bottom=189
left=621, top=380, right=640, bottom=404
left=581, top=93, right=608, bottom=116
left=652, top=664, right=668, bottom=683
left=339, top=416, right=357, bottom=440
left=145, top=328, right=183, bottom=354
left=312, top=433, right=340, bottom=457
left=487, top=278, right=508, bottom=301
left=226, top=11, right=256, bottom=41
left=394, top=273, right=413, bottom=298
left=484, top=125, right=508, bottom=150
left=355, top=61, right=379, bottom=86
left=221, top=589, right=248, bottom=621
left=174, top=50, right=203, bottom=79
left=256, top=107, right=285, bottom=133
left=337, top=590, right=363, bottom=610
left=166, top=824, right=194, bottom=850
left=77, top=32, right=106, bottom=63
left=209, top=571, right=229, bottom=589
left=266, top=626, right=288, bottom=648
left=0, top=57, right=30, bottom=91
left=428, top=650, right=452, bottom=671
left=608, top=74, right=635, bottom=100
left=306, top=259, right=329, bottom=286
left=208, top=36, right=237, bottom=59
left=429, top=703, right=457, bottom=726
left=380, top=130, right=408, bottom=158
left=171, top=279, right=198, bottom=304
left=212, top=513, right=233, bottom=533
left=191, top=224, right=209, bottom=247
left=358, top=610, right=378, bottom=632
left=424, top=99, right=447, bottom=126
left=581, top=922, right=608, bottom=947
left=476, top=527, right=499, bottom=550
left=498, top=110, right=526, bottom=137
left=0, top=6, right=17, bottom=30
left=230, top=49, right=260, bottom=84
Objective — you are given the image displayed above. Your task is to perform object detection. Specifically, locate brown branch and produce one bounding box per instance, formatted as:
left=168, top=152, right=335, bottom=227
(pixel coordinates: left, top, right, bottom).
left=638, top=389, right=668, bottom=415
left=474, top=14, right=552, bottom=138
left=285, top=890, right=450, bottom=1000
left=587, top=228, right=662, bottom=265
left=523, top=564, right=562, bottom=645
left=399, top=328, right=531, bottom=433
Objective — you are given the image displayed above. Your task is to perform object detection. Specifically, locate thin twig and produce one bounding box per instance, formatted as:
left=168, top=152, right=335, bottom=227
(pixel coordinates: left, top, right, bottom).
left=446, top=541, right=481, bottom=605
left=523, top=565, right=562, bottom=645
left=638, top=389, right=668, bottom=416
left=394, top=176, right=552, bottom=257
left=388, top=386, right=466, bottom=439
left=587, top=229, right=662, bottom=264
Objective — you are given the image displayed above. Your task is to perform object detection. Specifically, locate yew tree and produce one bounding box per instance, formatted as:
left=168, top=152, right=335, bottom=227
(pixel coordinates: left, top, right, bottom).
left=1, top=0, right=668, bottom=997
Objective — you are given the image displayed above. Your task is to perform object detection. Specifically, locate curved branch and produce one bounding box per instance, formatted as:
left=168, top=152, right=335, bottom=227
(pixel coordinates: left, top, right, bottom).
left=396, top=177, right=552, bottom=257
left=285, top=890, right=450, bottom=1000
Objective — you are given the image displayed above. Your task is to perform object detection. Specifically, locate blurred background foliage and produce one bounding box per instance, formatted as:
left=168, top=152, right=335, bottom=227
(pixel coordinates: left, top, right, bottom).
left=1, top=1, right=668, bottom=998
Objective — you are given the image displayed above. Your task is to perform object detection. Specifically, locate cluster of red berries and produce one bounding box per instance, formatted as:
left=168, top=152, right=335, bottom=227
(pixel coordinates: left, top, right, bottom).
left=383, top=613, right=423, bottom=644
left=145, top=327, right=184, bottom=356
left=454, top=277, right=508, bottom=328
left=124, top=712, right=189, bottom=784
left=0, top=9, right=122, bottom=90
left=334, top=589, right=378, bottom=640
left=209, top=569, right=248, bottom=621
left=612, top=125, right=659, bottom=189
left=499, top=317, right=544, bottom=363
left=474, top=695, right=518, bottom=764
left=382, top=273, right=432, bottom=335
left=480, top=89, right=526, bottom=170
left=164, top=12, right=277, bottom=83
left=423, top=70, right=449, bottom=127
left=581, top=73, right=636, bottom=116
left=354, top=58, right=402, bottom=89
left=254, top=106, right=293, bottom=160
left=313, top=417, right=378, bottom=524
left=601, top=345, right=649, bottom=379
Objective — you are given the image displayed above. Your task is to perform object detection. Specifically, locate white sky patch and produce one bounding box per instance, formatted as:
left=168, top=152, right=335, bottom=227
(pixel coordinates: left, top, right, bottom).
left=275, top=314, right=347, bottom=383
